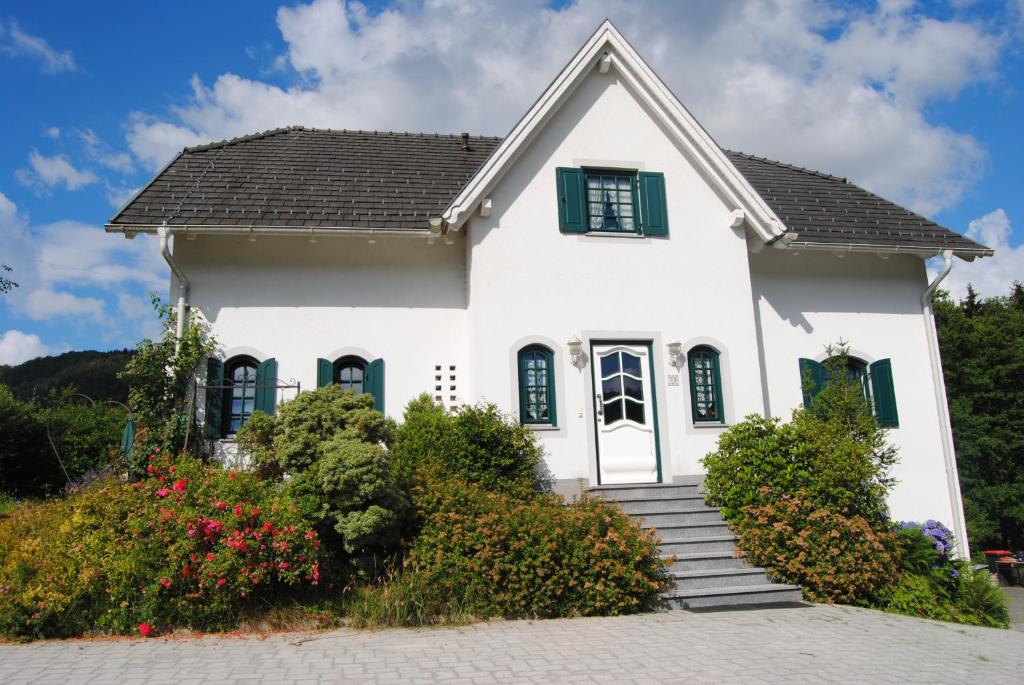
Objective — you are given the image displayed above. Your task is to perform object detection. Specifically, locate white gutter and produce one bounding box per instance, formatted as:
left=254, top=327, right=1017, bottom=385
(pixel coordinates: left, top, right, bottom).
left=106, top=224, right=432, bottom=238
left=922, top=250, right=970, bottom=559
left=158, top=223, right=190, bottom=354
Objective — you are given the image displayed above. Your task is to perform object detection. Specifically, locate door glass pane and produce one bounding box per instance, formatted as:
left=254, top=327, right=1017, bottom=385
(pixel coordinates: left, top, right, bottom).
left=600, top=353, right=620, bottom=378
left=623, top=375, right=643, bottom=401
left=603, top=399, right=623, bottom=425
left=621, top=353, right=642, bottom=377
left=602, top=377, right=622, bottom=400
left=625, top=399, right=645, bottom=424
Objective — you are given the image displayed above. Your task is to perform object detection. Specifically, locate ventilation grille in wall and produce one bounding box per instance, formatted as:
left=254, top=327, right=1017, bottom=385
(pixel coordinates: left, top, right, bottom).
left=434, top=363, right=459, bottom=411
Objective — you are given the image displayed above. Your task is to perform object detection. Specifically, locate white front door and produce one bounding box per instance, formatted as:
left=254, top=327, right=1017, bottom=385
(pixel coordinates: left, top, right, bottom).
left=592, top=342, right=660, bottom=484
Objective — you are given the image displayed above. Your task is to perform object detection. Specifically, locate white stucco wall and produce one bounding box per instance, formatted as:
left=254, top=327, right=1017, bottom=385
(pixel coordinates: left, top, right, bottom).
left=750, top=249, right=957, bottom=526
left=173, top=234, right=468, bottom=419
left=463, top=68, right=766, bottom=486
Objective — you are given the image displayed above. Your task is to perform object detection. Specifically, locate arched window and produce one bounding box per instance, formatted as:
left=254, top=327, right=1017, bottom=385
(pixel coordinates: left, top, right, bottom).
left=518, top=345, right=556, bottom=426
left=839, top=356, right=871, bottom=404
left=688, top=346, right=724, bottom=423
left=334, top=355, right=367, bottom=394
left=223, top=355, right=259, bottom=435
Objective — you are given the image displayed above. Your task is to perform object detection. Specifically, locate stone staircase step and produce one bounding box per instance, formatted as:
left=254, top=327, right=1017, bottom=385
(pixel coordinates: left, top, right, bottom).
left=616, top=496, right=714, bottom=515
left=634, top=509, right=725, bottom=527
left=669, top=567, right=771, bottom=591
left=657, top=535, right=738, bottom=555
left=642, top=522, right=732, bottom=539
left=593, top=484, right=701, bottom=501
left=663, top=583, right=804, bottom=610
left=661, top=552, right=750, bottom=572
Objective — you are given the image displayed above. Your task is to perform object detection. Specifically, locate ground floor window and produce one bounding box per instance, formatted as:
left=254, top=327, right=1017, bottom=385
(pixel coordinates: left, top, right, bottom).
left=224, top=356, right=258, bottom=435
left=518, top=345, right=556, bottom=426
left=334, top=355, right=367, bottom=394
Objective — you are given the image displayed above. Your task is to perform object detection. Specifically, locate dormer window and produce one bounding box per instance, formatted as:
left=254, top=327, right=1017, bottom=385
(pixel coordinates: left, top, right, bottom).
left=585, top=170, right=638, bottom=233
left=556, top=167, right=668, bottom=236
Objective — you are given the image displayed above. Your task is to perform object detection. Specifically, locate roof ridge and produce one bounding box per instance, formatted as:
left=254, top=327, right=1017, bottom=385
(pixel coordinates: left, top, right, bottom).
left=184, top=126, right=505, bottom=154
left=724, top=149, right=848, bottom=184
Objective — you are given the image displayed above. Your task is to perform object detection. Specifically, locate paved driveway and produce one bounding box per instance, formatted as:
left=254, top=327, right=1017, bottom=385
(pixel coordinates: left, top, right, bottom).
left=2, top=604, right=1022, bottom=684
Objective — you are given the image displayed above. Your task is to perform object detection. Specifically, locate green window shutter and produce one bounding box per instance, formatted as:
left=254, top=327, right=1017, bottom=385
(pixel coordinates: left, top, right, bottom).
left=638, top=172, right=669, bottom=236
left=798, top=358, right=829, bottom=408
left=364, top=358, right=385, bottom=413
left=205, top=357, right=224, bottom=438
left=119, top=417, right=135, bottom=461
left=869, top=359, right=899, bottom=428
left=317, top=358, right=333, bottom=388
left=556, top=167, right=587, bottom=233
left=255, top=358, right=278, bottom=415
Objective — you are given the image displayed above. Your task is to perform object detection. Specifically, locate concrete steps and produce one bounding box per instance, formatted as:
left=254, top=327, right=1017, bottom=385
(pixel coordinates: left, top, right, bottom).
left=591, top=481, right=803, bottom=611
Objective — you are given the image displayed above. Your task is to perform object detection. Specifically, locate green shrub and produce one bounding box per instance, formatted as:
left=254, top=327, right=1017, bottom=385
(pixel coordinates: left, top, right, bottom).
left=702, top=412, right=895, bottom=526
left=737, top=491, right=899, bottom=605
left=0, top=453, right=322, bottom=640
left=952, top=566, right=1010, bottom=628
left=346, top=569, right=476, bottom=628
left=0, top=492, right=15, bottom=517
left=0, top=385, right=127, bottom=497
left=235, top=385, right=408, bottom=578
left=883, top=573, right=954, bottom=622
left=895, top=525, right=943, bottom=576
left=407, top=477, right=669, bottom=618
left=391, top=394, right=546, bottom=493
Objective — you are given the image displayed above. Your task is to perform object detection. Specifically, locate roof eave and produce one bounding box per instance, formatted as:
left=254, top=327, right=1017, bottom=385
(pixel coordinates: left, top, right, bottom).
left=104, top=223, right=434, bottom=238
left=777, top=239, right=994, bottom=260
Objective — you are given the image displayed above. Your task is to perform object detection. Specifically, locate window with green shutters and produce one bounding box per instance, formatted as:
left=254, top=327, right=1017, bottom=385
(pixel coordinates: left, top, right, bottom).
left=798, top=356, right=899, bottom=428
left=316, top=355, right=385, bottom=413
left=555, top=167, right=668, bottom=236
left=518, top=345, right=556, bottom=426
left=224, top=356, right=259, bottom=435
left=688, top=346, right=724, bottom=423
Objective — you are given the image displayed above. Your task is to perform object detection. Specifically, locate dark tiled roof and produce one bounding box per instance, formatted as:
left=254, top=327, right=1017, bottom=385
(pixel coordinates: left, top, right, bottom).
left=109, top=127, right=501, bottom=231
left=109, top=127, right=989, bottom=255
left=724, top=151, right=991, bottom=255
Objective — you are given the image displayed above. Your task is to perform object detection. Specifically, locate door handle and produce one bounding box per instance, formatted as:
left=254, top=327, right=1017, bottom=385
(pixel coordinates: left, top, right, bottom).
left=595, top=394, right=603, bottom=416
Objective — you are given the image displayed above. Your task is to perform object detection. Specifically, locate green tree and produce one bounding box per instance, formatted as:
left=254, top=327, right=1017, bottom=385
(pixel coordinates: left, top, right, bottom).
left=0, top=264, right=16, bottom=295
left=934, top=284, right=1024, bottom=552
left=118, top=297, right=215, bottom=472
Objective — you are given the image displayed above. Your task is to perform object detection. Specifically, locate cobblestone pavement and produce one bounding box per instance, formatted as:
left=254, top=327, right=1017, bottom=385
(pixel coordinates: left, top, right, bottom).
left=2, top=603, right=1022, bottom=684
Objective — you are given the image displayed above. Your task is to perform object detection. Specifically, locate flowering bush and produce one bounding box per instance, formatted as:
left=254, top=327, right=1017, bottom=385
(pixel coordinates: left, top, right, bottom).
left=405, top=476, right=669, bottom=619
left=900, top=520, right=955, bottom=559
left=0, top=453, right=322, bottom=640
left=737, top=490, right=899, bottom=605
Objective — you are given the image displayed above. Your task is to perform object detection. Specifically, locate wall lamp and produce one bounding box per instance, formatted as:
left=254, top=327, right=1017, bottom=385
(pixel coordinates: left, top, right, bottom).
left=667, top=341, right=684, bottom=368
left=567, top=335, right=584, bottom=367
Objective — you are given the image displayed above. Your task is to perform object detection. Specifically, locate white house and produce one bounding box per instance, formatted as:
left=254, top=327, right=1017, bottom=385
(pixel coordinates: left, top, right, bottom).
left=107, top=21, right=990, bottom=559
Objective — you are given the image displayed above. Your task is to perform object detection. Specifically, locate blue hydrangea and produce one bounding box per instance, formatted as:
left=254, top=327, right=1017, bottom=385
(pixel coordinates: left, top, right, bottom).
left=900, top=519, right=955, bottom=560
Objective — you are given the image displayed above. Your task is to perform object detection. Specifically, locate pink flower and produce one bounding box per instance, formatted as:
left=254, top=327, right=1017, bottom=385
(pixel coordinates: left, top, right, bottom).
left=278, top=561, right=290, bottom=571
left=155, top=487, right=170, bottom=498
left=249, top=507, right=261, bottom=517
left=233, top=504, right=243, bottom=517
left=159, top=578, right=171, bottom=590
left=262, top=522, right=274, bottom=534
left=138, top=623, right=154, bottom=638
left=172, top=478, right=187, bottom=493
left=146, top=465, right=154, bottom=474
left=228, top=471, right=236, bottom=480
left=205, top=552, right=216, bottom=562
left=214, top=501, right=227, bottom=510
left=216, top=578, right=227, bottom=587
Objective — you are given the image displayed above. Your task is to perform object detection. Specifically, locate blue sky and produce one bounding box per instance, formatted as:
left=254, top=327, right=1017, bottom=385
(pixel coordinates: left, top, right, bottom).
left=1, top=0, right=1022, bottom=364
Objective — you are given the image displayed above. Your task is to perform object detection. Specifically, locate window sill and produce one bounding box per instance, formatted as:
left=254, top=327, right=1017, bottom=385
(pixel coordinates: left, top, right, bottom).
left=526, top=424, right=560, bottom=432
left=692, top=422, right=730, bottom=429
left=581, top=231, right=645, bottom=239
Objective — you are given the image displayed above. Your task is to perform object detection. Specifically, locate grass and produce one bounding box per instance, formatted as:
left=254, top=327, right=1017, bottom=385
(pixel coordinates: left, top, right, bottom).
left=0, top=493, right=16, bottom=518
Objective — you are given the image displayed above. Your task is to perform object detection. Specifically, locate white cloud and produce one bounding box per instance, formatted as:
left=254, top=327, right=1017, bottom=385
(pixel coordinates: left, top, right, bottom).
left=0, top=329, right=51, bottom=365
left=0, top=192, right=167, bottom=335
left=16, top=149, right=98, bottom=191
left=0, top=18, right=75, bottom=73
left=939, top=209, right=1024, bottom=300
left=119, top=0, right=1006, bottom=216
left=104, top=182, right=140, bottom=209
left=23, top=288, right=104, bottom=322
left=43, top=126, right=60, bottom=139
left=79, top=129, right=135, bottom=174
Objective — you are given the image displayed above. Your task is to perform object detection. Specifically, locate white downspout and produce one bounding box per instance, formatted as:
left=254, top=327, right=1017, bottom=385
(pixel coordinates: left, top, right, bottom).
left=922, top=250, right=969, bottom=559
left=158, top=223, right=190, bottom=354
